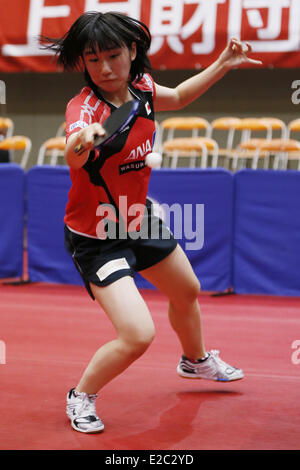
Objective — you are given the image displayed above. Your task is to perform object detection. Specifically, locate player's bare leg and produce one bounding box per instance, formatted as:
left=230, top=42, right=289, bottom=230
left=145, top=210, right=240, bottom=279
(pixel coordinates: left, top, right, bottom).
left=140, top=244, right=206, bottom=360
left=140, top=245, right=244, bottom=382
left=75, top=276, right=155, bottom=395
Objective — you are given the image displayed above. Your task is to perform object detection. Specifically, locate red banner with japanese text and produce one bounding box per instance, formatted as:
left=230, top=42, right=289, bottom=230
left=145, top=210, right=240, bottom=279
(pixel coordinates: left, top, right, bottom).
left=0, top=0, right=300, bottom=72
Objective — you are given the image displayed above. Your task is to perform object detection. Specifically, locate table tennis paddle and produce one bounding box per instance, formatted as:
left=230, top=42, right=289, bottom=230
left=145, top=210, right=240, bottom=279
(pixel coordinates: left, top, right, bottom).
left=75, top=99, right=139, bottom=154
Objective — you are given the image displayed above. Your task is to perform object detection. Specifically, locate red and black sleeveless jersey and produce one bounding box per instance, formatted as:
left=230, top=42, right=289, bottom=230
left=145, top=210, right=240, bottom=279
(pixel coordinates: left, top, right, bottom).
left=64, top=74, right=156, bottom=238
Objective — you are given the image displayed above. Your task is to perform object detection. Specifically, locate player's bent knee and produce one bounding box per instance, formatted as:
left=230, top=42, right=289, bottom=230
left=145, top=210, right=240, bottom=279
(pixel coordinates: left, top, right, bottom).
left=191, top=278, right=201, bottom=298
left=132, top=328, right=155, bottom=352
left=173, top=278, right=201, bottom=307
left=120, top=327, right=155, bottom=358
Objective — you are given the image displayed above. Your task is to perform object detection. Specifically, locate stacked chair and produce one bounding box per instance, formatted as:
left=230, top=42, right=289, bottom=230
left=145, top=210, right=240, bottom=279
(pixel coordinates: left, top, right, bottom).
left=228, top=117, right=286, bottom=170
left=0, top=117, right=32, bottom=168
left=160, top=116, right=219, bottom=168
left=37, top=122, right=66, bottom=166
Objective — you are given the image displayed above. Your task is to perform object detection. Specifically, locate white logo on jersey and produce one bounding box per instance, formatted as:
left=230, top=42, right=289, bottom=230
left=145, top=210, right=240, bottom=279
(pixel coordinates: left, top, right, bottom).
left=125, top=139, right=152, bottom=161
left=69, top=120, right=88, bottom=132
left=80, top=91, right=101, bottom=124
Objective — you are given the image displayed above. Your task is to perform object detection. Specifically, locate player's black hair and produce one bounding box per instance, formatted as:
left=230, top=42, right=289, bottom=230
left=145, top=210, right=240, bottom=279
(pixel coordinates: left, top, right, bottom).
left=41, top=11, right=152, bottom=83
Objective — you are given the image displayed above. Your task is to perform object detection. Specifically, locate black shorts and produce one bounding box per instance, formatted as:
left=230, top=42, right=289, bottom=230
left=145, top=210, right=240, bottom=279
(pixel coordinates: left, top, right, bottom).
left=64, top=201, right=177, bottom=299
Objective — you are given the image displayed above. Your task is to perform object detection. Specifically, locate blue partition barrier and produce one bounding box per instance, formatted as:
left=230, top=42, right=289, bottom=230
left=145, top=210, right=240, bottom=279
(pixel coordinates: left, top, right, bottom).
left=135, top=169, right=234, bottom=292
left=26, top=166, right=82, bottom=285
left=0, top=164, right=25, bottom=279
left=233, top=170, right=300, bottom=296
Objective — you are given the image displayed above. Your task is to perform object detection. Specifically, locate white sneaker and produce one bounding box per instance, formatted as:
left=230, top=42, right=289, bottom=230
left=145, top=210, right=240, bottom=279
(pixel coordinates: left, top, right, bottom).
left=177, top=350, right=244, bottom=382
left=66, top=388, right=104, bottom=433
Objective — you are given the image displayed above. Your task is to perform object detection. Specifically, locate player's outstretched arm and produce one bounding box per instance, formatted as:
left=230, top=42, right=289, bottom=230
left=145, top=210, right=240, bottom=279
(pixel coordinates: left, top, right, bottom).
left=154, top=38, right=262, bottom=112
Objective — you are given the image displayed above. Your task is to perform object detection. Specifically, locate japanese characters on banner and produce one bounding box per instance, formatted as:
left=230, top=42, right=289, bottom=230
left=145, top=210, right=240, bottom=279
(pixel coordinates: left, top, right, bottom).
left=0, top=0, right=300, bottom=72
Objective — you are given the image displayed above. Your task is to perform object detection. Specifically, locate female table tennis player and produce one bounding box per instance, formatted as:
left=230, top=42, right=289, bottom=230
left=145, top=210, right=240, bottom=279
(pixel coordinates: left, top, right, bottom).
left=44, top=11, right=261, bottom=433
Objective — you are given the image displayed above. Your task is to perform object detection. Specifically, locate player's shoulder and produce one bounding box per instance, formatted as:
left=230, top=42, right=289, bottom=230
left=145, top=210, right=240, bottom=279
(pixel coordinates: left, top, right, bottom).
left=66, top=86, right=99, bottom=110
left=65, top=86, right=108, bottom=134
left=132, top=74, right=156, bottom=96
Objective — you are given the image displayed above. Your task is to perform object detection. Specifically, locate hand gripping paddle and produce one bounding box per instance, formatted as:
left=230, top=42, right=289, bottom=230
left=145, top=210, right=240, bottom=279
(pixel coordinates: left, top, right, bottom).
left=75, top=99, right=139, bottom=154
